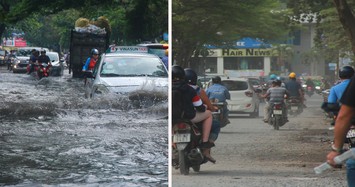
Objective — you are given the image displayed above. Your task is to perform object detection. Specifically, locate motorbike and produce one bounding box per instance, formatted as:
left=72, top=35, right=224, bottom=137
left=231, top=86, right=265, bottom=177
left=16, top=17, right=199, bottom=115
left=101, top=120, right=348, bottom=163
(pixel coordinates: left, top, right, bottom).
left=286, top=96, right=303, bottom=116
left=37, top=63, right=51, bottom=79
left=172, top=119, right=207, bottom=175
left=172, top=116, right=221, bottom=175
left=305, top=86, right=314, bottom=97
left=268, top=102, right=287, bottom=130
left=210, top=99, right=228, bottom=128
left=27, top=62, right=51, bottom=80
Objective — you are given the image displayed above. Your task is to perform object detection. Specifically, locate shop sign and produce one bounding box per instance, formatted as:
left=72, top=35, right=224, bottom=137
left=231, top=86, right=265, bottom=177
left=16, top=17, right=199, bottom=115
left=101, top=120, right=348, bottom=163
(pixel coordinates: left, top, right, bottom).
left=221, top=48, right=278, bottom=57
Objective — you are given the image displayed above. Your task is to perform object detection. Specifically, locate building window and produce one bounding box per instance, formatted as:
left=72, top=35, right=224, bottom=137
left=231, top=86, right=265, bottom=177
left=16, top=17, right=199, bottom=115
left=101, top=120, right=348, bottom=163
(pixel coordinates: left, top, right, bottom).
left=224, top=57, right=264, bottom=70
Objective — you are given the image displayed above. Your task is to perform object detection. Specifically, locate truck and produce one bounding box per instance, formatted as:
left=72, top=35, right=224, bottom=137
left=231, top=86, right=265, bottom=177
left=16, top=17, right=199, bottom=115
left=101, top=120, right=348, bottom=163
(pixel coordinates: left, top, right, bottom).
left=69, top=30, right=109, bottom=78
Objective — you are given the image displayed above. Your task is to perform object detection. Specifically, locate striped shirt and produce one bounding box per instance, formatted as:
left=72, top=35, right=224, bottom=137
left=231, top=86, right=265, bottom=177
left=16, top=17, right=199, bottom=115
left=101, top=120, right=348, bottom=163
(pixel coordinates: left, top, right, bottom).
left=266, top=87, right=288, bottom=103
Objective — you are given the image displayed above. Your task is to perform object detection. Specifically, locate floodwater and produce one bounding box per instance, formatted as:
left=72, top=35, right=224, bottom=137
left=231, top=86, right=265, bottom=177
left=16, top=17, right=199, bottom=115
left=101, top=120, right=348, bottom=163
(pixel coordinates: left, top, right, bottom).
left=0, top=66, right=168, bottom=187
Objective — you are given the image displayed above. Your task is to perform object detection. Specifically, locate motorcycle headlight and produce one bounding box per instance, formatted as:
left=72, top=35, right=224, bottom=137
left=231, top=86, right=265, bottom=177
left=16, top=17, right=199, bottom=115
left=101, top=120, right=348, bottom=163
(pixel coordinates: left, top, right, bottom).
left=315, top=86, right=320, bottom=90
left=302, top=84, right=306, bottom=88
left=94, top=84, right=109, bottom=95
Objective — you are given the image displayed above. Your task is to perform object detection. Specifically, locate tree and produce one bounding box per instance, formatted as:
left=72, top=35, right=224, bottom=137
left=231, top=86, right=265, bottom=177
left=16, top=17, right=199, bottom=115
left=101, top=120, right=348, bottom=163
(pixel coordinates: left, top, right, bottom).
left=172, top=0, right=290, bottom=68
left=287, top=0, right=355, bottom=65
left=1, top=0, right=168, bottom=51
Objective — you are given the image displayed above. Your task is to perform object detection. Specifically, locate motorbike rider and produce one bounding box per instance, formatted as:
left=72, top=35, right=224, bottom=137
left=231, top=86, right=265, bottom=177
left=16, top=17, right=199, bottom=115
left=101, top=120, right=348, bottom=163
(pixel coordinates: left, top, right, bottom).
left=326, top=73, right=355, bottom=187
left=262, top=79, right=289, bottom=123
left=82, top=48, right=99, bottom=79
left=37, top=49, right=51, bottom=65
left=285, top=72, right=305, bottom=107
left=184, top=68, right=220, bottom=141
left=172, top=65, right=216, bottom=163
left=327, top=66, right=355, bottom=130
left=28, top=49, right=39, bottom=74
left=206, top=76, right=231, bottom=125
left=305, top=78, right=315, bottom=90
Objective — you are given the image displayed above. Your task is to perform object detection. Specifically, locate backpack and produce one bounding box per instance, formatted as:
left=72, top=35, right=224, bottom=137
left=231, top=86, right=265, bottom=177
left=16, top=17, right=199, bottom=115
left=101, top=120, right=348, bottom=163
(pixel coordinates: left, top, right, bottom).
left=172, top=87, right=185, bottom=119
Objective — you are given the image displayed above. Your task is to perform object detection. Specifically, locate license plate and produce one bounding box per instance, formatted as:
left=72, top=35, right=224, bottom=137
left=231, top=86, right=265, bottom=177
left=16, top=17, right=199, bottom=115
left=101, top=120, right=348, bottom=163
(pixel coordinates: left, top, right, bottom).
left=347, top=129, right=355, bottom=138
left=291, top=106, right=298, bottom=110
left=273, top=110, right=282, bottom=115
left=173, top=133, right=191, bottom=143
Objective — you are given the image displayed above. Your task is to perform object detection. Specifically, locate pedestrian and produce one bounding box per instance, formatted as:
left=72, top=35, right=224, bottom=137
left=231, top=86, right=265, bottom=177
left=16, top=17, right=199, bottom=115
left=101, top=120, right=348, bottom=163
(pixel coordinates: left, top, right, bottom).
left=326, top=72, right=355, bottom=186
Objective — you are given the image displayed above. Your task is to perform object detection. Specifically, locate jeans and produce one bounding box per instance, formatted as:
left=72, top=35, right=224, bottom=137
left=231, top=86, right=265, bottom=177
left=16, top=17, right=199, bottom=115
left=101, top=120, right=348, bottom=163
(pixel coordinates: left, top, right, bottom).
left=346, top=158, right=355, bottom=187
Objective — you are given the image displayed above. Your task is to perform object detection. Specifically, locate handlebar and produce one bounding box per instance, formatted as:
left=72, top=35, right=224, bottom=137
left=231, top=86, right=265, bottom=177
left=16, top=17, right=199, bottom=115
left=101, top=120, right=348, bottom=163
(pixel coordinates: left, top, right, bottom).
left=314, top=149, right=355, bottom=174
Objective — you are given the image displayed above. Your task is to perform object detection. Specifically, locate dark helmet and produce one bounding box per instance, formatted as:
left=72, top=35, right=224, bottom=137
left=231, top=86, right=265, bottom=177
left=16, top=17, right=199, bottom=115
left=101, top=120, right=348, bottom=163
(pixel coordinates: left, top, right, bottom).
left=40, top=49, right=46, bottom=53
left=91, top=48, right=99, bottom=55
left=272, top=79, right=282, bottom=86
left=212, top=76, right=221, bottom=84
left=172, top=65, right=185, bottom=81
left=339, top=66, right=354, bottom=79
left=184, top=68, right=197, bottom=85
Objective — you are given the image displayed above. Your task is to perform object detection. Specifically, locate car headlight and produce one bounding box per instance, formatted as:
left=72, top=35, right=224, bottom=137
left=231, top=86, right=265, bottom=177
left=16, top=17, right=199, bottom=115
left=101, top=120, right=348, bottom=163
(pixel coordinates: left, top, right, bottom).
left=94, top=84, right=109, bottom=95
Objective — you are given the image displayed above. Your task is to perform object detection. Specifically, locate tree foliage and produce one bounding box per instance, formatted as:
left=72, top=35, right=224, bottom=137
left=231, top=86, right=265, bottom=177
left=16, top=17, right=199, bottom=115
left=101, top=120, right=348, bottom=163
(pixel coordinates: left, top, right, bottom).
left=1, top=0, right=168, bottom=51
left=287, top=0, right=355, bottom=64
left=172, top=0, right=291, bottom=68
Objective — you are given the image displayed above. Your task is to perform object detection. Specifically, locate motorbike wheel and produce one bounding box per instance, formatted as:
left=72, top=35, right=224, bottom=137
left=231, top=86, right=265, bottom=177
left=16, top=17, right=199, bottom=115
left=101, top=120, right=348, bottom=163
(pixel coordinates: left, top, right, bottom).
left=192, top=165, right=200, bottom=172
left=273, top=116, right=280, bottom=130
left=178, top=150, right=189, bottom=175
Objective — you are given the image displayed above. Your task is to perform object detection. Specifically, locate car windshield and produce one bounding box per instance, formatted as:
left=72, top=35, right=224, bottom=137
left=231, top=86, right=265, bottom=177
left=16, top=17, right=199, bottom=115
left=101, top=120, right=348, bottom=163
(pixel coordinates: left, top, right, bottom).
left=17, top=49, right=32, bottom=57
left=249, top=79, right=260, bottom=86
left=47, top=53, right=59, bottom=61
left=222, top=80, right=248, bottom=91
left=0, top=50, right=5, bottom=56
left=100, top=56, right=168, bottom=77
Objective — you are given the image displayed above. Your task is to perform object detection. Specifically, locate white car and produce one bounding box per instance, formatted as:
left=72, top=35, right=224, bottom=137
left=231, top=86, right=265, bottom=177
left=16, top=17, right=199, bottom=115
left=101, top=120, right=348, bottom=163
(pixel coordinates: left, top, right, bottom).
left=86, top=46, right=168, bottom=101
left=218, top=77, right=260, bottom=117
left=46, top=52, right=64, bottom=76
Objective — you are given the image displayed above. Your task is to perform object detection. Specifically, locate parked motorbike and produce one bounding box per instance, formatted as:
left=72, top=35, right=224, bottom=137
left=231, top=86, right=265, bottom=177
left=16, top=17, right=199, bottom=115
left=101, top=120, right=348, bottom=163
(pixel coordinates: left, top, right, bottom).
left=286, top=96, right=303, bottom=116
left=268, top=102, right=287, bottom=130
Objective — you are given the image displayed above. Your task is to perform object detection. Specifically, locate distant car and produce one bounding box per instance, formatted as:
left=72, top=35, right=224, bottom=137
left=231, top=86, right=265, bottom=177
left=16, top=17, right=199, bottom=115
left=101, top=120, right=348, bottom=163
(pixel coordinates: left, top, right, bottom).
left=13, top=47, right=49, bottom=73
left=86, top=46, right=168, bottom=100
left=46, top=52, right=64, bottom=76
left=0, top=49, right=6, bottom=65
left=209, top=77, right=260, bottom=117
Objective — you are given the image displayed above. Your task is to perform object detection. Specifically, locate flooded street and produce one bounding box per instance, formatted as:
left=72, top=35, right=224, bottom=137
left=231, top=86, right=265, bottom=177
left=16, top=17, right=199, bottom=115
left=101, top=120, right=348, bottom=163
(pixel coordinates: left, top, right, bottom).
left=0, top=67, right=168, bottom=186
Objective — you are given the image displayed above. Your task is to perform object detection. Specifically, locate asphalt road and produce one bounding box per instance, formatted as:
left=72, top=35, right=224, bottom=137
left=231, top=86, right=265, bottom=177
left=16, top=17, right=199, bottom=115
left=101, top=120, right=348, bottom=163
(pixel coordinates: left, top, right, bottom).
left=171, top=94, right=347, bottom=187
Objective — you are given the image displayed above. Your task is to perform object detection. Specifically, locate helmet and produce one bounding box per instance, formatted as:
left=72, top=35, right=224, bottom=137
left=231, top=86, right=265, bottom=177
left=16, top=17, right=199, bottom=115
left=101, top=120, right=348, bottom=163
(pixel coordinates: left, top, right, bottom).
left=91, top=48, right=99, bottom=55
left=269, top=74, right=277, bottom=80
left=172, top=65, right=185, bottom=81
left=272, top=79, right=282, bottom=86
left=40, top=49, right=46, bottom=53
left=339, top=66, right=354, bottom=79
left=289, top=72, right=296, bottom=79
left=212, top=76, right=221, bottom=84
left=184, top=68, right=197, bottom=85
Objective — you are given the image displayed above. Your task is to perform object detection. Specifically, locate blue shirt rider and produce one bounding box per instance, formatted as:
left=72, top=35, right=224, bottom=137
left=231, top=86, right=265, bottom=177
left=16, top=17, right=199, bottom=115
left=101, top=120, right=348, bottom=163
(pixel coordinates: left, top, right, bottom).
left=328, top=66, right=354, bottom=104
left=206, top=76, right=231, bottom=103
left=206, top=76, right=231, bottom=124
